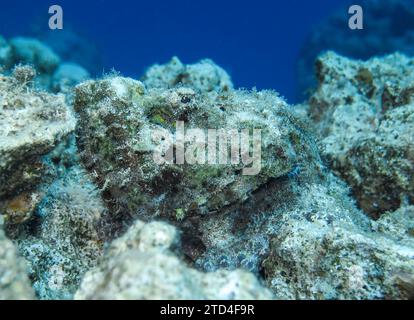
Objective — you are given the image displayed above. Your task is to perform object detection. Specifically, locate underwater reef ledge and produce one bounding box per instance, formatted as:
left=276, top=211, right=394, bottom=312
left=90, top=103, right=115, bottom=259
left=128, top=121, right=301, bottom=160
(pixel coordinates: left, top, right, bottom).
left=0, top=35, right=413, bottom=300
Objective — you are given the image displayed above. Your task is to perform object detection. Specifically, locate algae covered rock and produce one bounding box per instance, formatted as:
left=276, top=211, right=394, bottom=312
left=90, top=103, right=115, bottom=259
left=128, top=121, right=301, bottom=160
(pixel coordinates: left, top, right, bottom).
left=0, top=67, right=76, bottom=202
left=0, top=215, right=35, bottom=300
left=303, top=51, right=414, bottom=218
left=71, top=55, right=414, bottom=300
left=142, top=57, right=233, bottom=92
left=74, top=75, right=322, bottom=219
left=75, top=220, right=273, bottom=300
left=17, top=166, right=108, bottom=300
left=263, top=204, right=414, bottom=299
left=73, top=72, right=325, bottom=267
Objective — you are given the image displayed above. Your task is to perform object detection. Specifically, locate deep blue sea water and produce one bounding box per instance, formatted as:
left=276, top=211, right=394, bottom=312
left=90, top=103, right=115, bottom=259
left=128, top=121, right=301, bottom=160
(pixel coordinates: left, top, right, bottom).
left=0, top=0, right=355, bottom=102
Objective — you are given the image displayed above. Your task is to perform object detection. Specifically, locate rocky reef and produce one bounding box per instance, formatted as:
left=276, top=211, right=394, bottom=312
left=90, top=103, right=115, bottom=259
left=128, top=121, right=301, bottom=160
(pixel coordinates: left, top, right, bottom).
left=0, top=34, right=413, bottom=300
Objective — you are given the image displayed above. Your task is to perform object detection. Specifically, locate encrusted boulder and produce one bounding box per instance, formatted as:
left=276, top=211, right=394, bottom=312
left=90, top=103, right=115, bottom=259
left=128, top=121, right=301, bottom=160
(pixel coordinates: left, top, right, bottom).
left=301, top=51, right=414, bottom=218
left=17, top=166, right=108, bottom=300
left=0, top=67, right=76, bottom=204
left=71, top=56, right=414, bottom=300
left=0, top=215, right=35, bottom=300
left=142, top=57, right=233, bottom=92
left=1, top=49, right=412, bottom=300
left=74, top=71, right=325, bottom=266
left=263, top=204, right=414, bottom=299
left=75, top=74, right=322, bottom=218
left=75, top=220, right=273, bottom=300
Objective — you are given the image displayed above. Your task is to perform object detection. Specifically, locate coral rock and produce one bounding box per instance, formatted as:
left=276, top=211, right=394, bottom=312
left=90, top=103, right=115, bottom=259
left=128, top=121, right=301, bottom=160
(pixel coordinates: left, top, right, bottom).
left=0, top=35, right=90, bottom=93
left=0, top=69, right=76, bottom=200
left=75, top=220, right=273, bottom=300
left=0, top=216, right=35, bottom=300
left=18, top=166, right=108, bottom=300
left=303, top=51, right=414, bottom=218
left=142, top=57, right=233, bottom=92
left=74, top=72, right=325, bottom=269
left=263, top=204, right=414, bottom=299
left=74, top=75, right=322, bottom=220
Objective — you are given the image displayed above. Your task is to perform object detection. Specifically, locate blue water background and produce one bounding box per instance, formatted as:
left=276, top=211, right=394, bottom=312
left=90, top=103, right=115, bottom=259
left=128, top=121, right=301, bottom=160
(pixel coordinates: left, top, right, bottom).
left=0, top=0, right=353, bottom=102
